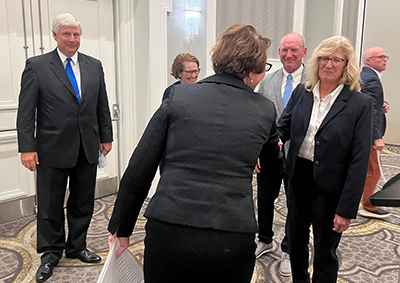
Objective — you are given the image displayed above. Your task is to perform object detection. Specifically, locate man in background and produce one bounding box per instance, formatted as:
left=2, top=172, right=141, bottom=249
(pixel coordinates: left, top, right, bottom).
left=256, top=32, right=307, bottom=277
left=17, top=13, right=113, bottom=282
left=358, top=47, right=390, bottom=219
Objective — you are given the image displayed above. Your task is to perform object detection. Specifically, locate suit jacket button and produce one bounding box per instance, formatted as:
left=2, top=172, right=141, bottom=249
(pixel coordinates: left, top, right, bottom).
left=78, top=115, right=81, bottom=119
left=76, top=132, right=80, bottom=136
left=314, top=160, right=319, bottom=165
left=316, top=141, right=320, bottom=145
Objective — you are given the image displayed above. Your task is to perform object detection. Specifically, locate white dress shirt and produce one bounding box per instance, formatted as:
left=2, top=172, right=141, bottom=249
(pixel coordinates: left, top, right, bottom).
left=57, top=48, right=82, bottom=97
left=298, top=81, right=344, bottom=161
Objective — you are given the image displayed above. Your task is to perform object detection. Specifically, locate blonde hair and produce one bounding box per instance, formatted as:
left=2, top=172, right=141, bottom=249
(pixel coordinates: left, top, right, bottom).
left=211, top=24, right=271, bottom=79
left=305, top=36, right=360, bottom=92
left=170, top=53, right=200, bottom=79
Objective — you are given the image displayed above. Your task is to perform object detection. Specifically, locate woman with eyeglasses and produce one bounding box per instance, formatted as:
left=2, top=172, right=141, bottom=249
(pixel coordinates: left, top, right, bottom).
left=162, top=53, right=200, bottom=101
left=107, top=24, right=281, bottom=283
left=277, top=36, right=373, bottom=283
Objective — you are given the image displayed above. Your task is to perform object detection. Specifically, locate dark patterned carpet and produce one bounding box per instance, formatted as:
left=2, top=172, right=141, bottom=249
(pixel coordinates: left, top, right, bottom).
left=1, top=145, right=400, bottom=283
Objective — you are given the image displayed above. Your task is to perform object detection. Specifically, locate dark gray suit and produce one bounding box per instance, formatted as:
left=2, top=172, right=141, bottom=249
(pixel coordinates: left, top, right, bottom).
left=17, top=49, right=113, bottom=264
left=256, top=67, right=306, bottom=252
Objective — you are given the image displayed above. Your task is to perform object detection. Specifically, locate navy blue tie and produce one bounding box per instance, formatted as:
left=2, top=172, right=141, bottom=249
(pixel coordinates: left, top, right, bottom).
left=283, top=74, right=293, bottom=108
left=66, top=58, right=80, bottom=103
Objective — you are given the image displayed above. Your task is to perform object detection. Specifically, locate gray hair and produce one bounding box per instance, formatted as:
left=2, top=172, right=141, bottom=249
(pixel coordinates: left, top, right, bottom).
left=52, top=13, right=82, bottom=34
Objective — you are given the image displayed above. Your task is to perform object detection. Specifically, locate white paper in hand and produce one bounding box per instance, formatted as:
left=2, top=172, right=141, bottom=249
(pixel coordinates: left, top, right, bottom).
left=97, top=238, right=144, bottom=283
left=98, top=150, right=109, bottom=169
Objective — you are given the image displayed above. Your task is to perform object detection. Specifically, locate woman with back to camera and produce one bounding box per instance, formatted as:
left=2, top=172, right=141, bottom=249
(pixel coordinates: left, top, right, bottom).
left=107, top=24, right=281, bottom=283
left=162, top=52, right=200, bottom=101
left=277, top=36, right=373, bottom=283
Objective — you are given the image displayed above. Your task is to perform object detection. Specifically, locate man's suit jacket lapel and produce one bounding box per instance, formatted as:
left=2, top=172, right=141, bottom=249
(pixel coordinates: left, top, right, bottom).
left=300, top=67, right=307, bottom=84
left=318, top=86, right=350, bottom=132
left=49, top=49, right=79, bottom=101
left=270, top=69, right=284, bottom=116
left=79, top=53, right=89, bottom=102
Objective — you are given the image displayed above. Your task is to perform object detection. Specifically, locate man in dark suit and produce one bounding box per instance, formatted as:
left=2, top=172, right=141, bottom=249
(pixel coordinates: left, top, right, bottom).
left=358, top=47, right=390, bottom=219
left=17, top=13, right=113, bottom=282
left=256, top=33, right=307, bottom=277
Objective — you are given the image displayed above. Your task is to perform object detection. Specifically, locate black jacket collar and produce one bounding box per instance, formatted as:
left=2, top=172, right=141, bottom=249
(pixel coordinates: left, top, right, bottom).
left=198, top=73, right=254, bottom=93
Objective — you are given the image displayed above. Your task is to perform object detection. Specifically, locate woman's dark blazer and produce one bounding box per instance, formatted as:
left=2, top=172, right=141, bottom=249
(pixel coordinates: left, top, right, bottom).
left=278, top=84, right=373, bottom=219
left=108, top=73, right=281, bottom=237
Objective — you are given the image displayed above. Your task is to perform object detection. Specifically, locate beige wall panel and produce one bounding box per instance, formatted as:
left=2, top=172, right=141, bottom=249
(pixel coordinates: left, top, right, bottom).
left=363, top=0, right=400, bottom=145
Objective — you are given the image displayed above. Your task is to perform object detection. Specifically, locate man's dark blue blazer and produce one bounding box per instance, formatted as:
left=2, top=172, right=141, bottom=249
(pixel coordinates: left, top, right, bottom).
left=360, top=67, right=386, bottom=142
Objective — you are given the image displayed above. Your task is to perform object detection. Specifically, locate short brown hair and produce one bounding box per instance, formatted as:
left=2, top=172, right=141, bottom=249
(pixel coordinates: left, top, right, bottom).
left=211, top=24, right=271, bottom=79
left=170, top=53, right=200, bottom=79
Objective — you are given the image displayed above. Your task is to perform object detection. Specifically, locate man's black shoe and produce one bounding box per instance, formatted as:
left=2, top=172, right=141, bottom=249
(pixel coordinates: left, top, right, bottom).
left=36, top=262, right=53, bottom=282
left=67, top=249, right=101, bottom=263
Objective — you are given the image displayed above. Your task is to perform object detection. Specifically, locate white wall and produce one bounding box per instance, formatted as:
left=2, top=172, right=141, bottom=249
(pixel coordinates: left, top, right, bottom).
left=167, top=0, right=208, bottom=85
left=303, top=0, right=336, bottom=61
left=363, top=0, right=400, bottom=145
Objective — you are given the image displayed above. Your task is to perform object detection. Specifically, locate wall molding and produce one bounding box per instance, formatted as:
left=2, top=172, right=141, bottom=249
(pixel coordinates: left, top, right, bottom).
left=113, top=0, right=137, bottom=175
left=333, top=0, right=344, bottom=35
left=206, top=0, right=216, bottom=77
left=0, top=188, right=27, bottom=203
left=0, top=103, right=18, bottom=110
left=0, top=132, right=17, bottom=144
left=293, top=0, right=306, bottom=34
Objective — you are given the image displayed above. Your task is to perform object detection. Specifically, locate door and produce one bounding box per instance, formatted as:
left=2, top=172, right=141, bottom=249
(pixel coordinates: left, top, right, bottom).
left=0, top=0, right=119, bottom=223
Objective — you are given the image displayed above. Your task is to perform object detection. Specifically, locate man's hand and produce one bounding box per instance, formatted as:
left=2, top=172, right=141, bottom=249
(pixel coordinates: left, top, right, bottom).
left=100, top=142, right=112, bottom=156
left=373, top=139, right=385, bottom=151
left=20, top=152, right=39, bottom=172
left=383, top=102, right=389, bottom=114
left=333, top=214, right=351, bottom=233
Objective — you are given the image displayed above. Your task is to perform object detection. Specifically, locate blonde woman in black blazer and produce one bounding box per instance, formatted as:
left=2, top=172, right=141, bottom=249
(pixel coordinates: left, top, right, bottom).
left=278, top=36, right=372, bottom=283
left=108, top=24, right=281, bottom=283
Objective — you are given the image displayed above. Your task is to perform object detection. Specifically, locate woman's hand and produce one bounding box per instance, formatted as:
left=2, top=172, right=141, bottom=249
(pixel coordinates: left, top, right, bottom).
left=108, top=233, right=130, bottom=258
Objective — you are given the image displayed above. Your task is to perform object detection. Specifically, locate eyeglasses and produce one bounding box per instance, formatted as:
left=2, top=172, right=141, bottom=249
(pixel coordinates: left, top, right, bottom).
left=265, top=63, right=273, bottom=72
left=369, top=55, right=389, bottom=60
left=183, top=69, right=201, bottom=75
left=318, top=57, right=346, bottom=66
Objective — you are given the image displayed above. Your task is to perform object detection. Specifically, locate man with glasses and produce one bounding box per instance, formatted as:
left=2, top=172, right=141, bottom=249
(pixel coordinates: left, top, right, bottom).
left=256, top=33, right=307, bottom=277
left=358, top=47, right=390, bottom=219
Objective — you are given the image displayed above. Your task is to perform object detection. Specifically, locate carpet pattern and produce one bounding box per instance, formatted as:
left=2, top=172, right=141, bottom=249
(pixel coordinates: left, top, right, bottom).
left=0, top=146, right=399, bottom=283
